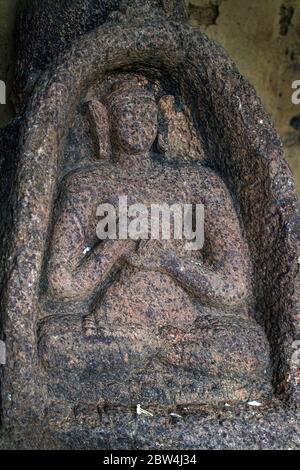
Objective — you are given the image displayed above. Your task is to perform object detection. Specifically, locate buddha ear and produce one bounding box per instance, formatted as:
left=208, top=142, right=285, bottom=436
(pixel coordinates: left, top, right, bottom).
left=85, top=99, right=111, bottom=160
left=157, top=95, right=175, bottom=153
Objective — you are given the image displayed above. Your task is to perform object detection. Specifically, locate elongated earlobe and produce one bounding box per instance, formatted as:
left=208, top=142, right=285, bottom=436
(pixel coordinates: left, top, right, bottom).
left=85, top=99, right=111, bottom=159
left=157, top=95, right=175, bottom=153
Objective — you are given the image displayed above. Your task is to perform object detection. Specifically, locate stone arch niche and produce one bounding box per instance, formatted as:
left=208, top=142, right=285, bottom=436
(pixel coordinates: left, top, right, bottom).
left=0, top=2, right=300, bottom=450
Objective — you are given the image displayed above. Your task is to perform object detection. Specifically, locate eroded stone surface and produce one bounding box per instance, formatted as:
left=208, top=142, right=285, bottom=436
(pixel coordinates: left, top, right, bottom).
left=0, top=0, right=299, bottom=450
left=39, top=76, right=271, bottom=408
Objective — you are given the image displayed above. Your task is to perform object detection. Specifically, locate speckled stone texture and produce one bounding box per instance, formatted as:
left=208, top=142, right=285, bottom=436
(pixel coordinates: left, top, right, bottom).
left=0, top=0, right=299, bottom=450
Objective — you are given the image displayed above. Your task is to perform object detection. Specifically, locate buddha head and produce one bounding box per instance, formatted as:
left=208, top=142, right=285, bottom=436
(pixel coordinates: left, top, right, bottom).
left=104, top=78, right=158, bottom=155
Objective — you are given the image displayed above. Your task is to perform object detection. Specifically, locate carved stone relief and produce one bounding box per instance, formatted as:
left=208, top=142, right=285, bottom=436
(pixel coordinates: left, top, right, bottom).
left=0, top=0, right=299, bottom=450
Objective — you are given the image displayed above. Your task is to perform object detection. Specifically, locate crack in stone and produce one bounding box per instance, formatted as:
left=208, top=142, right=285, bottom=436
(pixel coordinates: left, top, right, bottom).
left=280, top=3, right=295, bottom=36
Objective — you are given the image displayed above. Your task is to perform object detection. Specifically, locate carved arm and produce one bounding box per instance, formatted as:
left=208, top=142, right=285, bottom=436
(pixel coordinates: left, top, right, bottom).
left=47, top=185, right=134, bottom=301
left=164, top=184, right=251, bottom=309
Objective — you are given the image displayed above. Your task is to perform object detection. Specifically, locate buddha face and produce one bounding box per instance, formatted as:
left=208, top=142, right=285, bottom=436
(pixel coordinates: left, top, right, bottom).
left=109, top=88, right=158, bottom=154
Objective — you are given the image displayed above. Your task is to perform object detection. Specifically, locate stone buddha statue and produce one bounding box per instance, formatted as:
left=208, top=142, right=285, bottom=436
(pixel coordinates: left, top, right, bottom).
left=2, top=0, right=298, bottom=450
left=38, top=75, right=271, bottom=406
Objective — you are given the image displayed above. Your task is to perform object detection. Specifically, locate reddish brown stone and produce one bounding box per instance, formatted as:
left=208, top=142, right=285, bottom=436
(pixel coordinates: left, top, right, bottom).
left=0, top=0, right=299, bottom=450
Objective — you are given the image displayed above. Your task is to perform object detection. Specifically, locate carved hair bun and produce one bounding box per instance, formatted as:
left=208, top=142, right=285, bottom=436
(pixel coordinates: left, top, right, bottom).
left=103, top=76, right=155, bottom=107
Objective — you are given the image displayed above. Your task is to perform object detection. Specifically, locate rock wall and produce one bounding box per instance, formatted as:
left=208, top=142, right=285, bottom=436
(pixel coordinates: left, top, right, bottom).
left=0, top=0, right=17, bottom=127
left=186, top=0, right=300, bottom=193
